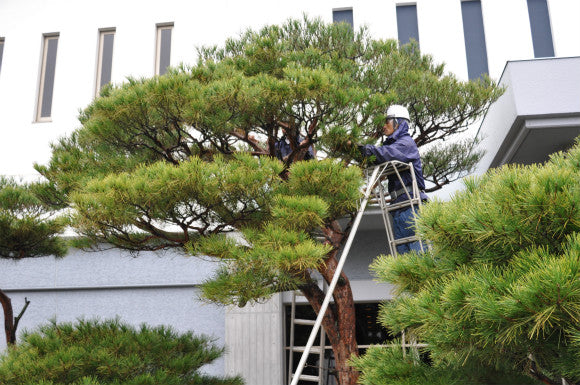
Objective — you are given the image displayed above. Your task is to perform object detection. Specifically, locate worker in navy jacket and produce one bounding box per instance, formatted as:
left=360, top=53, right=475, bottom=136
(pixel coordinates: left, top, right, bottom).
left=275, top=130, right=315, bottom=162
left=356, top=105, right=428, bottom=254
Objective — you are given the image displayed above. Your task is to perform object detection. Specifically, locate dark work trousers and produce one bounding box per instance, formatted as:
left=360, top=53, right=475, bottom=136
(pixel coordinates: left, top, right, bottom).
left=392, top=205, right=423, bottom=254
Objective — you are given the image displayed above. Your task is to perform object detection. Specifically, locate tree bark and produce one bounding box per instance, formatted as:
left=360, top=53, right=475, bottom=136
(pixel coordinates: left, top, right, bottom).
left=0, top=289, right=16, bottom=345
left=300, top=223, right=360, bottom=385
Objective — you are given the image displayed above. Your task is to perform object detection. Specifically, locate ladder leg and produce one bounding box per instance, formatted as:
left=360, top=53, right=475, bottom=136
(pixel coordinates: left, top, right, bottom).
left=288, top=291, right=297, bottom=385
left=290, top=166, right=382, bottom=385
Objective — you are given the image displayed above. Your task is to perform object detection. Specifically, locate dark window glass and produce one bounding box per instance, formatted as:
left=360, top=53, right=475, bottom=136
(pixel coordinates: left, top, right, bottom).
left=159, top=28, right=172, bottom=75
left=461, top=1, right=489, bottom=80
left=40, top=36, right=58, bottom=118
left=0, top=39, right=4, bottom=75
left=527, top=0, right=555, bottom=57
left=397, top=4, right=420, bottom=48
left=99, top=32, right=114, bottom=89
left=333, top=9, right=353, bottom=28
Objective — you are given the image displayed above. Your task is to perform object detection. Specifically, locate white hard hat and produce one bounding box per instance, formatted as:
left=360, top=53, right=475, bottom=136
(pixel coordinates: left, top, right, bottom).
left=386, top=105, right=410, bottom=121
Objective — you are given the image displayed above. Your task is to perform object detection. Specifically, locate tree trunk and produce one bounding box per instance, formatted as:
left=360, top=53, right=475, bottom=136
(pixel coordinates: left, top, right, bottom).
left=0, top=289, right=16, bottom=345
left=300, top=221, right=360, bottom=385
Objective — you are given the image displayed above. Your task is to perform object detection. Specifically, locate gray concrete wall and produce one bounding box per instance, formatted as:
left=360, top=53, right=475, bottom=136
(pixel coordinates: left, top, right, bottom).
left=0, top=247, right=225, bottom=376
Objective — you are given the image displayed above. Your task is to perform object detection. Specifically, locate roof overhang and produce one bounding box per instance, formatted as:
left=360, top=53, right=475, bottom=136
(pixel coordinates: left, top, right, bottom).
left=476, top=56, right=580, bottom=173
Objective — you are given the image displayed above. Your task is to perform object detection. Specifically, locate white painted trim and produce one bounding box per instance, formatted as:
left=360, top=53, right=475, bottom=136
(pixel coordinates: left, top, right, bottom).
left=35, top=33, right=59, bottom=122
left=155, top=23, right=174, bottom=76
left=95, top=28, right=116, bottom=97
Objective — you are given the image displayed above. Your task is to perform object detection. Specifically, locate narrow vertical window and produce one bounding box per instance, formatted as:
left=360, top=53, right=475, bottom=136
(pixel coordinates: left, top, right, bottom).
left=333, top=8, right=353, bottom=28
left=461, top=1, right=489, bottom=80
left=36, top=34, right=59, bottom=121
left=155, top=23, right=173, bottom=76
left=527, top=0, right=554, bottom=57
left=396, top=4, right=420, bottom=48
left=95, top=28, right=115, bottom=96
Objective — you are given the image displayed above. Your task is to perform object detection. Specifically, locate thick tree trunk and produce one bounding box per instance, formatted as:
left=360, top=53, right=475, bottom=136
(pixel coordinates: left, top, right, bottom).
left=0, top=289, right=16, bottom=345
left=299, top=221, right=360, bottom=385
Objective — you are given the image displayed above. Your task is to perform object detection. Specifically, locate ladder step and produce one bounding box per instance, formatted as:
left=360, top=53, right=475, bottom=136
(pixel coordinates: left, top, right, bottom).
left=384, top=198, right=422, bottom=212
left=297, top=374, right=321, bottom=382
left=292, top=346, right=323, bottom=354
left=294, top=318, right=316, bottom=326
left=392, top=236, right=420, bottom=246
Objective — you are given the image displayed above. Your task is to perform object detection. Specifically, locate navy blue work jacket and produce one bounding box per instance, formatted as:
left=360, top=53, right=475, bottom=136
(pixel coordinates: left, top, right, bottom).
left=275, top=136, right=315, bottom=161
left=359, top=120, right=428, bottom=204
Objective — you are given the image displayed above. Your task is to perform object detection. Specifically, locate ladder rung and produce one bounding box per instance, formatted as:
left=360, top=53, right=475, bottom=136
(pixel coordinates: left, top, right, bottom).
left=383, top=198, right=422, bottom=212
left=294, top=318, right=316, bottom=326
left=292, top=346, right=323, bottom=354
left=391, top=236, right=420, bottom=246
left=297, top=374, right=321, bottom=382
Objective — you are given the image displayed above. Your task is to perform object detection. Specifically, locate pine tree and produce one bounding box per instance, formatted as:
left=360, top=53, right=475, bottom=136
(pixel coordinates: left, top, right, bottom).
left=0, top=177, right=67, bottom=345
left=355, top=140, right=580, bottom=385
left=0, top=318, right=242, bottom=385
left=35, top=17, right=501, bottom=384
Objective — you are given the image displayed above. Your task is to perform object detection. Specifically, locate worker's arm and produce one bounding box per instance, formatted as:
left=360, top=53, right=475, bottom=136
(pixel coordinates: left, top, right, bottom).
left=358, top=137, right=419, bottom=164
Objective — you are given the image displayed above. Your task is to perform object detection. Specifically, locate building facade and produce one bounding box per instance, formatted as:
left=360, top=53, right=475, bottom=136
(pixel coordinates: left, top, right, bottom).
left=1, top=1, right=579, bottom=384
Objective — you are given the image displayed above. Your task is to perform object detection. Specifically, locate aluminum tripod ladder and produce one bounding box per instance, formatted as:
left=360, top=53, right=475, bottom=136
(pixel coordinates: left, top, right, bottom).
left=365, top=160, right=425, bottom=256
left=287, top=282, right=327, bottom=384
left=289, top=161, right=424, bottom=385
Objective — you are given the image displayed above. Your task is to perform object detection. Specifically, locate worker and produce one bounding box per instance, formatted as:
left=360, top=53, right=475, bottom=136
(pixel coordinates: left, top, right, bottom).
left=352, top=104, right=428, bottom=254
left=275, top=128, right=315, bottom=163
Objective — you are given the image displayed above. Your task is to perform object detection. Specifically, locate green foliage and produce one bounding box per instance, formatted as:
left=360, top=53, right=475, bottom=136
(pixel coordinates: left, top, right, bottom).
left=69, top=153, right=283, bottom=250
left=352, top=344, right=539, bottom=385
left=0, top=319, right=242, bottom=385
left=366, top=140, right=580, bottom=384
left=0, top=177, right=66, bottom=259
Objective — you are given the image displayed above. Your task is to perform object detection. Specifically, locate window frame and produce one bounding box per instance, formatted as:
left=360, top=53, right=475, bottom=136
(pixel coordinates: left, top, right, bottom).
left=95, top=28, right=116, bottom=97
left=155, top=22, right=174, bottom=76
left=0, top=37, right=5, bottom=76
left=35, top=33, right=59, bottom=123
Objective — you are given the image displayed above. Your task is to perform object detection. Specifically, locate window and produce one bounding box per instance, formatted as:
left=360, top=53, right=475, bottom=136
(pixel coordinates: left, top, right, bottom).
left=527, top=0, right=554, bottom=57
left=155, top=23, right=173, bottom=75
left=461, top=0, right=489, bottom=80
left=36, top=34, right=59, bottom=121
left=396, top=4, right=420, bottom=48
left=95, top=29, right=115, bottom=96
left=0, top=38, right=4, bottom=75
left=332, top=8, right=353, bottom=28
left=285, top=303, right=394, bottom=384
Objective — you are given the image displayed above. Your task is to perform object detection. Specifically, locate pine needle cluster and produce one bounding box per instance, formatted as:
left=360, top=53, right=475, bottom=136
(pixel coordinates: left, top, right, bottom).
left=0, top=319, right=242, bottom=385
left=0, top=177, right=66, bottom=259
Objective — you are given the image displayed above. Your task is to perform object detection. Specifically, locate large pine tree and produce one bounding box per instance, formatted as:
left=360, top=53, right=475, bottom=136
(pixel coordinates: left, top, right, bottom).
left=36, top=17, right=501, bottom=384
